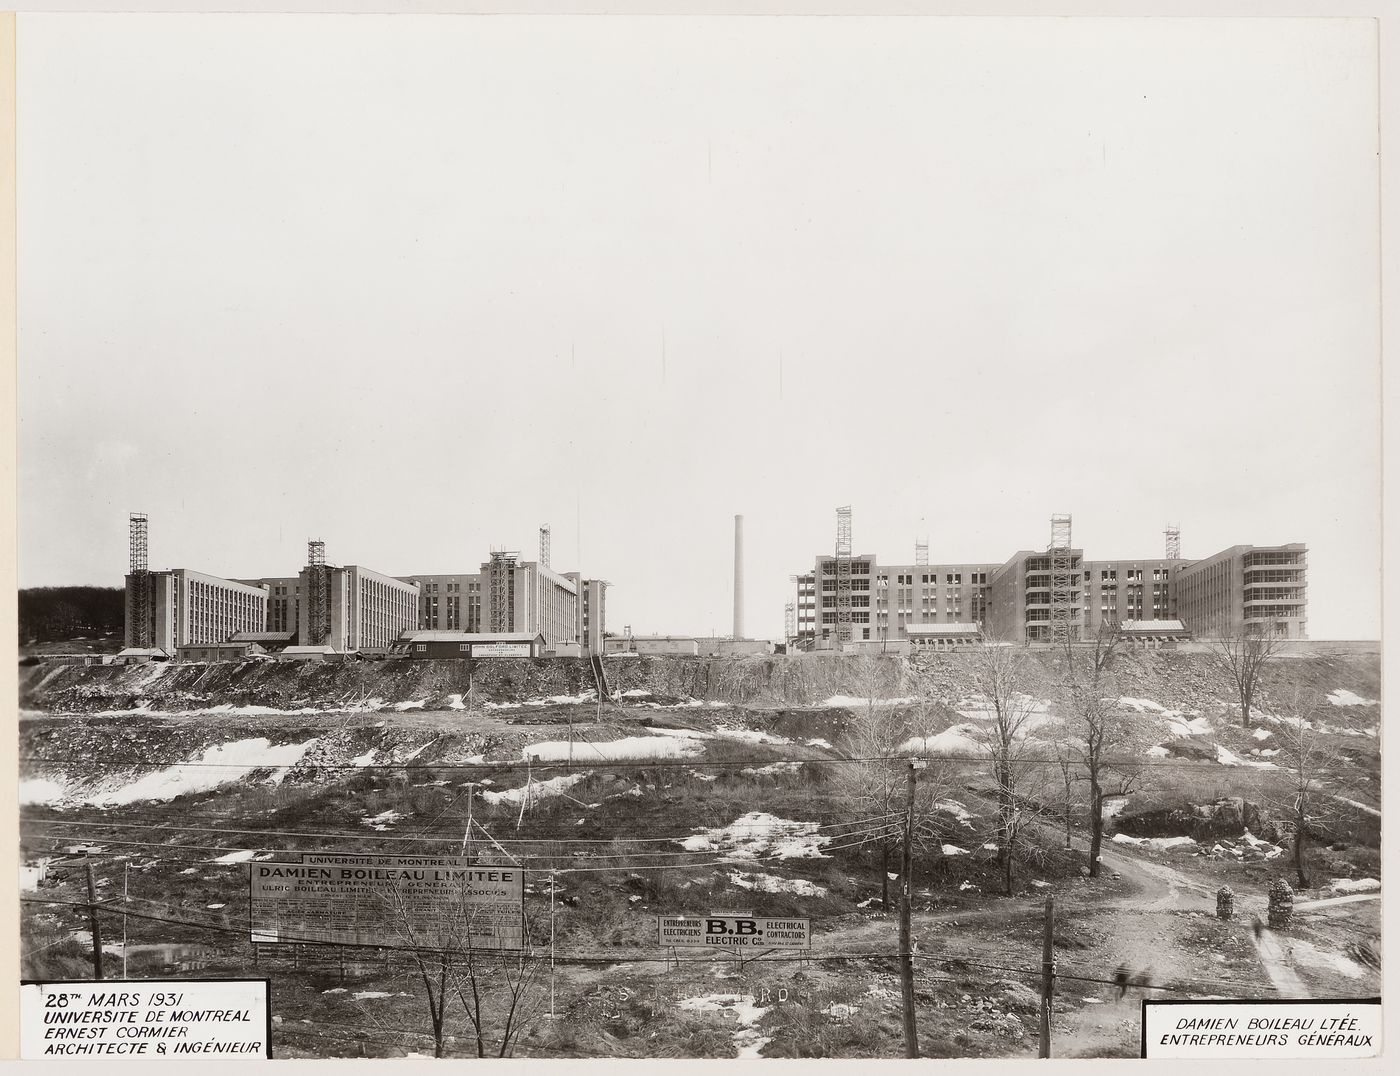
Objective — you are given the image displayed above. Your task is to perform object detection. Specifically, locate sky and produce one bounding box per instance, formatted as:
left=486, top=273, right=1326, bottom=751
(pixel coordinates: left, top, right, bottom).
left=17, top=14, right=1382, bottom=639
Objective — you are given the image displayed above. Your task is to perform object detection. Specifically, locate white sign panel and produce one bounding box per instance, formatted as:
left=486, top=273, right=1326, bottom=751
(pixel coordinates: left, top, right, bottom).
left=250, top=853, right=524, bottom=950
left=472, top=642, right=531, bottom=657
left=21, top=979, right=269, bottom=1060
left=1143, top=1000, right=1380, bottom=1058
left=658, top=915, right=811, bottom=949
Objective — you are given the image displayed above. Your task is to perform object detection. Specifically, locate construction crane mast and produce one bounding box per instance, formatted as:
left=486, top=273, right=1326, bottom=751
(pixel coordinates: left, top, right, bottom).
left=1048, top=513, right=1075, bottom=646
left=835, top=506, right=853, bottom=646
left=128, top=512, right=150, bottom=648
left=1165, top=522, right=1181, bottom=561
left=539, top=525, right=551, bottom=570
left=306, top=539, right=329, bottom=646
left=784, top=601, right=797, bottom=647
left=488, top=550, right=519, bottom=633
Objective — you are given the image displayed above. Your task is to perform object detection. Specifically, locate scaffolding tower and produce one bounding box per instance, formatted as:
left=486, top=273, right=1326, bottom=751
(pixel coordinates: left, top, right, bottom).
left=128, top=512, right=150, bottom=648
left=306, top=539, right=329, bottom=647
left=488, top=550, right=519, bottom=633
left=835, top=506, right=853, bottom=646
left=915, top=536, right=929, bottom=565
left=1048, top=513, right=1076, bottom=647
left=1165, top=523, right=1181, bottom=561
left=539, top=525, right=551, bottom=570
left=784, top=601, right=796, bottom=646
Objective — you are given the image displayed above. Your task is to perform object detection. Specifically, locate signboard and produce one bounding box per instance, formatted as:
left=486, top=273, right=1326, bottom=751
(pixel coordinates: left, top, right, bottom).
left=472, top=642, right=532, bottom=658
left=250, top=854, right=524, bottom=950
left=20, top=979, right=270, bottom=1060
left=658, top=916, right=811, bottom=949
left=1143, top=1000, right=1380, bottom=1059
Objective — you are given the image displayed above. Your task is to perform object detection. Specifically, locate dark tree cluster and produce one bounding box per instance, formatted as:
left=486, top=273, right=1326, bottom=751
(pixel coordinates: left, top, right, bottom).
left=18, top=586, right=124, bottom=643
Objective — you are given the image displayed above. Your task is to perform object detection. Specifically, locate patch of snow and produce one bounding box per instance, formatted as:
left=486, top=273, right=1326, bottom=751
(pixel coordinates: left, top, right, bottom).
left=362, top=810, right=402, bottom=830
left=91, top=738, right=318, bottom=805
left=821, top=694, right=918, bottom=709
left=1327, top=878, right=1380, bottom=894
left=805, top=738, right=834, bottom=749
left=351, top=749, right=377, bottom=767
left=681, top=812, right=830, bottom=860
left=935, top=799, right=974, bottom=826
left=1146, top=745, right=1170, bottom=757
left=727, top=870, right=828, bottom=897
left=902, top=725, right=980, bottom=756
left=689, top=770, right=718, bottom=782
left=526, top=691, right=598, bottom=706
left=676, top=994, right=771, bottom=1059
left=1289, top=939, right=1370, bottom=979
left=206, top=903, right=226, bottom=910
left=1253, top=728, right=1273, bottom=741
left=741, top=762, right=802, bottom=777
left=1216, top=744, right=1276, bottom=769
left=445, top=694, right=467, bottom=710
left=525, top=736, right=701, bottom=762
left=1335, top=797, right=1381, bottom=818
left=713, top=726, right=792, bottom=746
left=19, top=778, right=66, bottom=806
left=1327, top=689, right=1377, bottom=708
left=351, top=991, right=401, bottom=1001
left=647, top=726, right=715, bottom=740
left=481, top=773, right=587, bottom=807
left=211, top=850, right=257, bottom=865
left=958, top=880, right=979, bottom=892
left=1101, top=796, right=1130, bottom=819
left=941, top=845, right=969, bottom=857
left=394, top=699, right=427, bottom=711
left=621, top=689, right=652, bottom=698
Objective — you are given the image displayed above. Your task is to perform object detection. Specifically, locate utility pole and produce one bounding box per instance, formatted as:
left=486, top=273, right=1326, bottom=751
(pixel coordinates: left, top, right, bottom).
left=899, top=759, right=921, bottom=1058
left=122, top=863, right=129, bottom=979
left=1039, top=895, right=1056, bottom=1058
left=85, top=862, right=103, bottom=981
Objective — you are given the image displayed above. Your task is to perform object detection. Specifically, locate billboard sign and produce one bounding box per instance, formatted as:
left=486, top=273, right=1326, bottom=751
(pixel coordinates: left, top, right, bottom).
left=658, top=916, right=811, bottom=949
left=250, top=854, right=524, bottom=950
left=472, top=642, right=532, bottom=658
left=20, top=978, right=270, bottom=1060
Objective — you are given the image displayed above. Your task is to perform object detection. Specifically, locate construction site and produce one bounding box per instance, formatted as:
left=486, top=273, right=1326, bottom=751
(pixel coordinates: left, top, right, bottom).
left=17, top=600, right=1381, bottom=1059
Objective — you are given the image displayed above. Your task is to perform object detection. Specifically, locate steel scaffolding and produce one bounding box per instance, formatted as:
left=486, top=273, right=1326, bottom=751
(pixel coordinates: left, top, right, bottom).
left=835, top=506, right=853, bottom=646
left=539, top=525, right=551, bottom=570
left=128, top=513, right=149, bottom=648
left=307, top=539, right=329, bottom=646
left=1165, top=523, right=1181, bottom=561
left=1048, top=513, right=1076, bottom=647
left=489, top=550, right=519, bottom=633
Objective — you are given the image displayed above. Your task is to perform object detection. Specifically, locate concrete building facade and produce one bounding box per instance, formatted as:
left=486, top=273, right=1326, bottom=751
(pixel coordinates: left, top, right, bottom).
left=125, top=569, right=268, bottom=651
left=793, top=540, right=1308, bottom=646
left=294, top=565, right=420, bottom=652
left=480, top=558, right=582, bottom=646
left=1171, top=544, right=1308, bottom=639
left=402, top=573, right=484, bottom=633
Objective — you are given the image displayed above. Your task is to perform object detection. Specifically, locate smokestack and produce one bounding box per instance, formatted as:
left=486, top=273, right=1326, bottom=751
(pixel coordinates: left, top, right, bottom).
left=733, top=514, right=744, bottom=640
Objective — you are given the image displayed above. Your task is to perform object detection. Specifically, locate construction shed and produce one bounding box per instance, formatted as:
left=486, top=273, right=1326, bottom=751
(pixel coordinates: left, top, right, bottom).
left=175, top=641, right=268, bottom=662
left=395, top=631, right=547, bottom=659
left=230, top=630, right=296, bottom=654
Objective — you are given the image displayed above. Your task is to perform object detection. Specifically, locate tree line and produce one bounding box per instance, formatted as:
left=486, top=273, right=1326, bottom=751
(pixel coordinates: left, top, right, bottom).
left=18, top=586, right=125, bottom=643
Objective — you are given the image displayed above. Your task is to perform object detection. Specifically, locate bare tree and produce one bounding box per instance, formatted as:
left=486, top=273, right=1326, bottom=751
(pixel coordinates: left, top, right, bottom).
left=1208, top=623, right=1286, bottom=729
left=833, top=656, right=957, bottom=907
left=1267, top=687, right=1345, bottom=889
left=389, top=873, right=546, bottom=1058
left=965, top=637, right=1051, bottom=895
left=1059, top=620, right=1152, bottom=877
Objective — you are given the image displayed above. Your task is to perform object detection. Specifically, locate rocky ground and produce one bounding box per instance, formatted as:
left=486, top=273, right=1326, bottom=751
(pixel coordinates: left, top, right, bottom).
left=17, top=648, right=1382, bottom=1058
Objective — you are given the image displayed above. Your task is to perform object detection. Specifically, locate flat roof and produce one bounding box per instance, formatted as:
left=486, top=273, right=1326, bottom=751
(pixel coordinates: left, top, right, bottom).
left=401, top=631, right=544, bottom=643
left=905, top=623, right=982, bottom=635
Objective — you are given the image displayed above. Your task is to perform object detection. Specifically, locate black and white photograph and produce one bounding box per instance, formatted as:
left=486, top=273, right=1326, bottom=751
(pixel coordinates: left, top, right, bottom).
left=6, top=3, right=1391, bottom=1066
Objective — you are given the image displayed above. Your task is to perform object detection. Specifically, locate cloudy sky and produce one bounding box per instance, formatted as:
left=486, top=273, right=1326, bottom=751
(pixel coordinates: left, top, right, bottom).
left=18, top=14, right=1381, bottom=638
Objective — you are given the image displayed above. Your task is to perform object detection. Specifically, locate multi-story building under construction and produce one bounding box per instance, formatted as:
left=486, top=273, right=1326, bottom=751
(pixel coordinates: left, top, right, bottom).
left=792, top=537, right=1307, bottom=647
